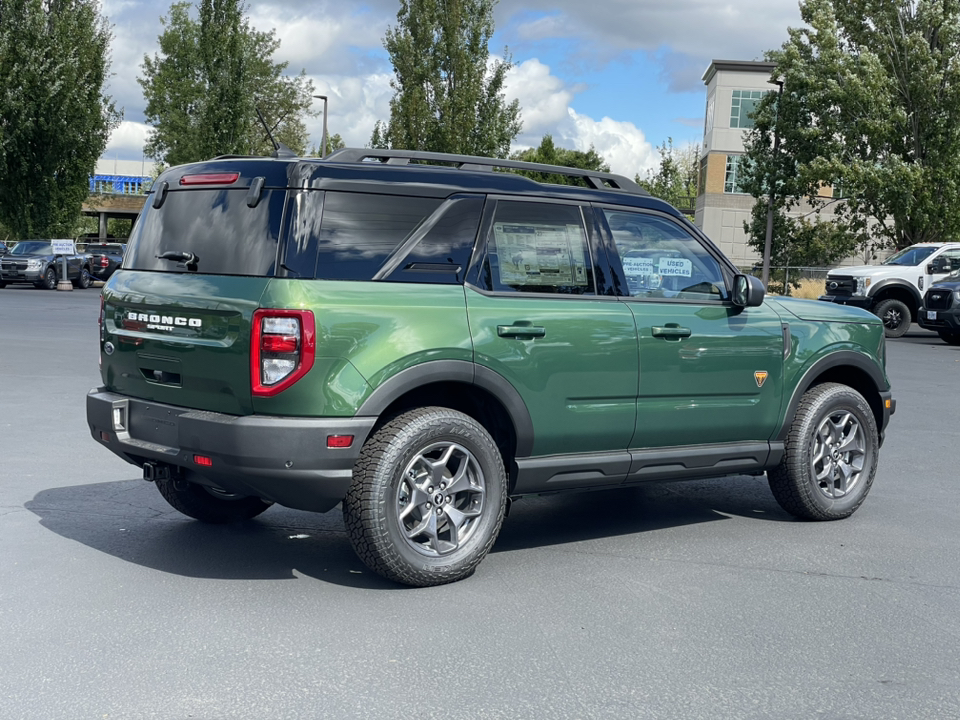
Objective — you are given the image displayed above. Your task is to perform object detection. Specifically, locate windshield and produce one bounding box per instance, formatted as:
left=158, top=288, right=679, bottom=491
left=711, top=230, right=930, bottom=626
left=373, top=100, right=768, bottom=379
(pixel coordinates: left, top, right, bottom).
left=11, top=241, right=52, bottom=255
left=881, top=246, right=937, bottom=266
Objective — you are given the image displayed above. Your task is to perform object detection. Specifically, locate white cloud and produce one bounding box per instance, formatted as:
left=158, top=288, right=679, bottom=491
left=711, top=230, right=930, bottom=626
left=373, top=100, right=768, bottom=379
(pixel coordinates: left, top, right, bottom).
left=104, top=121, right=151, bottom=158
left=504, top=59, right=656, bottom=177
left=304, top=73, right=393, bottom=149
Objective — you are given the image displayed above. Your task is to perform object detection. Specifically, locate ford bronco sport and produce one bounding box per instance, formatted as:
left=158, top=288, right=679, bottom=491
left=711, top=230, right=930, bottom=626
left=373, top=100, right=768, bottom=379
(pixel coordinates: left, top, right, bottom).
left=87, top=149, right=895, bottom=586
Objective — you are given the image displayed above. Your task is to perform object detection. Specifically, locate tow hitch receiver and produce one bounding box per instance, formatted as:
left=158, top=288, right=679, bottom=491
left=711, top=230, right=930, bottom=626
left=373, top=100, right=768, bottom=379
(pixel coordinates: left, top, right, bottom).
left=143, top=461, right=176, bottom=483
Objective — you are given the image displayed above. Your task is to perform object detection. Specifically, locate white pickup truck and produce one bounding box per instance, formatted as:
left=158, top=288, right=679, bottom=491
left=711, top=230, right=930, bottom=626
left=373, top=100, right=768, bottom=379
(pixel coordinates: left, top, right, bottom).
left=819, top=243, right=960, bottom=337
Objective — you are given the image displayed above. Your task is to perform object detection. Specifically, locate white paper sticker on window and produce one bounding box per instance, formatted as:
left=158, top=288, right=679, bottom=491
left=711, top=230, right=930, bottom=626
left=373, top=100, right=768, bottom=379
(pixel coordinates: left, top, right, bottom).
left=658, top=257, right=692, bottom=277
left=622, top=257, right=655, bottom=276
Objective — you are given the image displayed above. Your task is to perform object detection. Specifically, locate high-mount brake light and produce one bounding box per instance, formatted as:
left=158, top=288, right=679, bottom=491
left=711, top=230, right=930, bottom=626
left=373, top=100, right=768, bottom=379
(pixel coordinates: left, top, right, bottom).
left=179, top=172, right=240, bottom=186
left=251, top=309, right=316, bottom=397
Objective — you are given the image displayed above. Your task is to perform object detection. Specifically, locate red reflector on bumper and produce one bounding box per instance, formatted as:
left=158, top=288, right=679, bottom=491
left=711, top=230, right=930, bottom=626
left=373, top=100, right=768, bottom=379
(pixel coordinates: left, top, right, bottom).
left=327, top=435, right=354, bottom=448
left=194, top=455, right=214, bottom=466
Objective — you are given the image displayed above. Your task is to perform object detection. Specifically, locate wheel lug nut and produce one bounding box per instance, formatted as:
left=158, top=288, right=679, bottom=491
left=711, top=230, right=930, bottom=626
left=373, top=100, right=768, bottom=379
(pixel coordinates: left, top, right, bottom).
left=436, top=508, right=442, bottom=515
left=426, top=503, right=432, bottom=509
left=445, top=495, right=451, bottom=503
left=428, top=486, right=434, bottom=493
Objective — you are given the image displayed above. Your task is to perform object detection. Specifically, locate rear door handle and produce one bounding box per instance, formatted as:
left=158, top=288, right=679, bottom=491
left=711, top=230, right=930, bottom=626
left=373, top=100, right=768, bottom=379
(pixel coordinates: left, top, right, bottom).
left=652, top=325, right=691, bottom=340
left=497, top=325, right=546, bottom=338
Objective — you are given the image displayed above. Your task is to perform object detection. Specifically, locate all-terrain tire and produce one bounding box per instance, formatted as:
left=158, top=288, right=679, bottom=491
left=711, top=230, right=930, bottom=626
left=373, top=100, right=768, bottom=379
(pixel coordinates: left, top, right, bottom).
left=937, top=330, right=960, bottom=346
left=874, top=298, right=911, bottom=338
left=343, top=407, right=507, bottom=587
left=155, top=476, right=273, bottom=523
left=768, top=383, right=879, bottom=521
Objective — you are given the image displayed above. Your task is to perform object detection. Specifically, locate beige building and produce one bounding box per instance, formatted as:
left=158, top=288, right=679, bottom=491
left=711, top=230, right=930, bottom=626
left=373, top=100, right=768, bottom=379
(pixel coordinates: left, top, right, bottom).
left=695, top=60, right=853, bottom=269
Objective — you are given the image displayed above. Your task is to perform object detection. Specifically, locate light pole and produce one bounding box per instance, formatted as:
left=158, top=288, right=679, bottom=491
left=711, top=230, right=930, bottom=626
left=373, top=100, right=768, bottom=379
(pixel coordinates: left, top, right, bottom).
left=313, top=95, right=328, bottom=157
left=761, top=79, right=784, bottom=289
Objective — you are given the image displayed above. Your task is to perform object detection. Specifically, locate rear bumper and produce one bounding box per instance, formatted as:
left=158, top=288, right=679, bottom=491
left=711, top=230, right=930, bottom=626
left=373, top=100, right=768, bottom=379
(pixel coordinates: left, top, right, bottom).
left=87, top=389, right=376, bottom=513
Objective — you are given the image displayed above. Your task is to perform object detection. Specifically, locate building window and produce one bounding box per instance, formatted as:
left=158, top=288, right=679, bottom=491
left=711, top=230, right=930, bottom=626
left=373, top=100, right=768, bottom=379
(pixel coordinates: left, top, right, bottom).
left=698, top=156, right=708, bottom=197
left=724, top=155, right=748, bottom=194
left=704, top=94, right=715, bottom=138
left=94, top=179, right=113, bottom=194
left=730, top=89, right=765, bottom=129
left=123, top=180, right=143, bottom=195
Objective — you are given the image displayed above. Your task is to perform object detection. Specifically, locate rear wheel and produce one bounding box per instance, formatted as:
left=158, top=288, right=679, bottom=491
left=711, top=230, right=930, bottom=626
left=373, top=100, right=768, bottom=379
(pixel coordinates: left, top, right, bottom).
left=768, top=383, right=879, bottom=521
left=155, top=476, right=273, bottom=523
left=343, top=407, right=508, bottom=587
left=937, top=330, right=960, bottom=346
left=874, top=298, right=911, bottom=338
left=74, top=267, right=92, bottom=289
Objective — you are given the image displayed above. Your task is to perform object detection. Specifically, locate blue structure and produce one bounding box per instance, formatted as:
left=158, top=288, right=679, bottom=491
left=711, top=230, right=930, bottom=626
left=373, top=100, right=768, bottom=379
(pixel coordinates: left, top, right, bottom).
left=88, top=173, right=153, bottom=196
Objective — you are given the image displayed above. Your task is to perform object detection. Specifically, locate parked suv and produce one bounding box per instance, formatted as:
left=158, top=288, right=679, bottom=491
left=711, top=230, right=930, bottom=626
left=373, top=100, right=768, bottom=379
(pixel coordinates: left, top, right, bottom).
left=87, top=149, right=895, bottom=586
left=819, top=243, right=960, bottom=337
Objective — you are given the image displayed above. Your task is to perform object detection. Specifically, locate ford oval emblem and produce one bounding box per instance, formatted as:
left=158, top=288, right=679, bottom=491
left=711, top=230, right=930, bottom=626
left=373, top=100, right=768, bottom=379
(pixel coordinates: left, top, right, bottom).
left=104, top=341, right=115, bottom=356
left=829, top=281, right=838, bottom=290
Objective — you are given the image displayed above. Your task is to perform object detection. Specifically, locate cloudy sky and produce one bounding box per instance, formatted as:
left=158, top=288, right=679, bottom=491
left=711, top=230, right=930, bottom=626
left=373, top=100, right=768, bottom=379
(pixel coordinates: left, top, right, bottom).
left=101, top=0, right=803, bottom=177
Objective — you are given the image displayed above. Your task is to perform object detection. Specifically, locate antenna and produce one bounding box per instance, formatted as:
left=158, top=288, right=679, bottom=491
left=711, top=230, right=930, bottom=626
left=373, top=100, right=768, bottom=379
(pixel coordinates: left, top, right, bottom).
left=255, top=105, right=297, bottom=159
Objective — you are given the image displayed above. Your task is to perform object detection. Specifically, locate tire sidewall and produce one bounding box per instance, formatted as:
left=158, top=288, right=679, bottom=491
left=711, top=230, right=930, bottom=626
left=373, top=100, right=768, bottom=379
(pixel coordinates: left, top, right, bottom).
left=365, top=411, right=506, bottom=582
left=43, top=267, right=57, bottom=290
left=793, top=387, right=879, bottom=518
left=875, top=298, right=910, bottom=338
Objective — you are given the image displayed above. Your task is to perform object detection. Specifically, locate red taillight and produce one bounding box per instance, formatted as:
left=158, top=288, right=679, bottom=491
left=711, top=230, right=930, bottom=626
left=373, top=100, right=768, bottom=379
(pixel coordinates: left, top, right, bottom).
left=193, top=455, right=213, bottom=467
left=99, top=256, right=109, bottom=267
left=261, top=335, right=299, bottom=354
left=327, top=435, right=354, bottom=448
left=179, top=172, right=240, bottom=186
left=251, top=309, right=316, bottom=397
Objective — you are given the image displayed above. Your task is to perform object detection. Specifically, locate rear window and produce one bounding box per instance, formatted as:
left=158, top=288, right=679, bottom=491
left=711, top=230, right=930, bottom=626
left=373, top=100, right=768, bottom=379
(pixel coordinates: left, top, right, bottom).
left=282, top=191, right=444, bottom=281
left=124, top=189, right=285, bottom=276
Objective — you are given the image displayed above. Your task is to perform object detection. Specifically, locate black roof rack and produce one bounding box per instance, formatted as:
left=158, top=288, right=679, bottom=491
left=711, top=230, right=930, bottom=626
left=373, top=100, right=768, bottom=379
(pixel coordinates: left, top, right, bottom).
left=322, top=148, right=648, bottom=195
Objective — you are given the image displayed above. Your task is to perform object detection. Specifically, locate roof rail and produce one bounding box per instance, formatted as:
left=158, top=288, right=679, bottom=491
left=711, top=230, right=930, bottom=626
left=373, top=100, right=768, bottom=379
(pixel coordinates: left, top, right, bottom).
left=323, top=148, right=648, bottom=195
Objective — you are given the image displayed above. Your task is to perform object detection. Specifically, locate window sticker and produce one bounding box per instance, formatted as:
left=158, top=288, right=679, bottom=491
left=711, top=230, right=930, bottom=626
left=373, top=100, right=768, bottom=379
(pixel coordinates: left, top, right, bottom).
left=494, top=222, right=588, bottom=286
left=658, top=257, right=693, bottom=277
left=622, top=256, right=655, bottom=277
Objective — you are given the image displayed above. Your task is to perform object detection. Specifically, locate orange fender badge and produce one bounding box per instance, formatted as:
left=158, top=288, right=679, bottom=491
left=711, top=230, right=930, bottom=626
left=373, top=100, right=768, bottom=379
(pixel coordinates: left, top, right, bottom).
left=755, top=371, right=768, bottom=388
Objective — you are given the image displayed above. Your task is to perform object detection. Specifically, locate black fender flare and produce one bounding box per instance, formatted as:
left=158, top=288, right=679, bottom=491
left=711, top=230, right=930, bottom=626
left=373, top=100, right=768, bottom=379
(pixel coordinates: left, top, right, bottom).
left=356, top=359, right=535, bottom=457
left=868, top=279, right=923, bottom=311
left=776, top=350, right=888, bottom=441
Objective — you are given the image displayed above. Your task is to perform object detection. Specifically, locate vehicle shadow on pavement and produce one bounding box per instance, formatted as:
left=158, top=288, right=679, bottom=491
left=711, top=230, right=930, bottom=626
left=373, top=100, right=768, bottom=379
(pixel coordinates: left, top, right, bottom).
left=24, top=474, right=788, bottom=588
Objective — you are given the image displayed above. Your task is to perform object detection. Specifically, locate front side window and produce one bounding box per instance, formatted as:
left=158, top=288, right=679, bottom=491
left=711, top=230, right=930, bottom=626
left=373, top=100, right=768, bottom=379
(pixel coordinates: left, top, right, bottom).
left=730, top=89, right=765, bottom=129
left=881, top=246, right=937, bottom=267
left=480, top=201, right=595, bottom=295
left=602, top=209, right=728, bottom=302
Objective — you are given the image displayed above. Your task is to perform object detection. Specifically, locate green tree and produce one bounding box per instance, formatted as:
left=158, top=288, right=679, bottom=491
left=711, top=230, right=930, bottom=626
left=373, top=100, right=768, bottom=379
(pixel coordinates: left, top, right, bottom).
left=509, top=134, right=609, bottom=185
left=743, top=0, right=960, bottom=259
left=637, top=138, right=700, bottom=214
left=139, top=0, right=315, bottom=166
left=373, top=0, right=522, bottom=157
left=0, top=0, right=119, bottom=238
left=308, top=132, right=345, bottom=157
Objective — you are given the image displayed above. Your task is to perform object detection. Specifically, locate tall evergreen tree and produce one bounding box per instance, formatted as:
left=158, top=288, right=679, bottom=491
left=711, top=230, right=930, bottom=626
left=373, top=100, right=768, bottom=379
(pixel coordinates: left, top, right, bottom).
left=139, top=0, right=315, bottom=166
left=510, top=134, right=609, bottom=185
left=0, top=0, right=119, bottom=238
left=373, top=0, right=521, bottom=158
left=636, top=138, right=700, bottom=215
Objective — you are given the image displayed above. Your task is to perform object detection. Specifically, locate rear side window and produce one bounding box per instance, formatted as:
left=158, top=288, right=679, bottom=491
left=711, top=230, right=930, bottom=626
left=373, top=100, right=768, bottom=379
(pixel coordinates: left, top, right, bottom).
left=125, top=189, right=284, bottom=276
left=282, top=191, right=443, bottom=281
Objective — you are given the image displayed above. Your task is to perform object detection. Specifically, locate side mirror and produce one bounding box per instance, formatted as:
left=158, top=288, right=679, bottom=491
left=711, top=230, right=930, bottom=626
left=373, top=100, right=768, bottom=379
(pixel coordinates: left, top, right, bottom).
left=927, top=262, right=936, bottom=274
left=733, top=274, right=765, bottom=308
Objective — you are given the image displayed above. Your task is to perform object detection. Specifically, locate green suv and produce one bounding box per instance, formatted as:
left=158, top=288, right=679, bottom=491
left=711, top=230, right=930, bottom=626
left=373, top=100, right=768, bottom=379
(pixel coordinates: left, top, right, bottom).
left=87, top=149, right=895, bottom=586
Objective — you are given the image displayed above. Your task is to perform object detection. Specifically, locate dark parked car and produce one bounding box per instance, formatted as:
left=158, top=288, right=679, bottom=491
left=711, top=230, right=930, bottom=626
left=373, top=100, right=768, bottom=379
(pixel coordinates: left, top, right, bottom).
left=85, top=243, right=126, bottom=281
left=0, top=240, right=93, bottom=289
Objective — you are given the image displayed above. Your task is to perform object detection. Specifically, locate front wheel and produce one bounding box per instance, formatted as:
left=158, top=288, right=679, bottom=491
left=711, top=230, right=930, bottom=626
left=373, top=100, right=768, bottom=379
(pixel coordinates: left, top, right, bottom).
left=343, top=407, right=508, bottom=587
left=768, top=383, right=879, bottom=521
left=39, top=266, right=58, bottom=290
left=155, top=476, right=273, bottom=523
left=937, top=330, right=960, bottom=346
left=874, top=298, right=911, bottom=338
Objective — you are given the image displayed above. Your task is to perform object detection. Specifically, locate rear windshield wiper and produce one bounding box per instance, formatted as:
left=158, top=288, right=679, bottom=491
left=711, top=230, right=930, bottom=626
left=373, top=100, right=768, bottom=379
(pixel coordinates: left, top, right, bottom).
left=157, top=251, right=200, bottom=271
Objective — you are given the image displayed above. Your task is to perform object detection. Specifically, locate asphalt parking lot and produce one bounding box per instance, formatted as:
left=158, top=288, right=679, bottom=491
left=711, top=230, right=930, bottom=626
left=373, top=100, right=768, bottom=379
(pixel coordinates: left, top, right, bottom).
left=1, top=284, right=959, bottom=719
